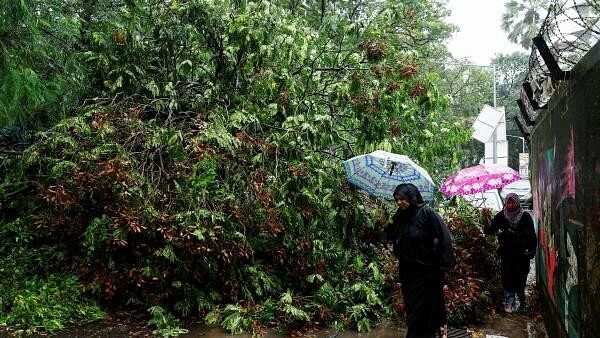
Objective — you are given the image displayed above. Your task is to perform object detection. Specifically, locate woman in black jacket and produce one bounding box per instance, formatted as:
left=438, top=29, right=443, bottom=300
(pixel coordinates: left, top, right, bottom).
left=385, top=183, right=454, bottom=338
left=484, top=193, right=537, bottom=313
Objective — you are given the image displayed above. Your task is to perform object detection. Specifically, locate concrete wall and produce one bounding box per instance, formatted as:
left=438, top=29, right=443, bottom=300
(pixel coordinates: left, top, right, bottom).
left=530, top=41, right=600, bottom=338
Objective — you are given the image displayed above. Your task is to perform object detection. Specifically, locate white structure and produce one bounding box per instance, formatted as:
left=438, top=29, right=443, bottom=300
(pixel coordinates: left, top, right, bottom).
left=462, top=190, right=504, bottom=212
left=519, top=153, right=529, bottom=178
left=472, top=105, right=508, bottom=166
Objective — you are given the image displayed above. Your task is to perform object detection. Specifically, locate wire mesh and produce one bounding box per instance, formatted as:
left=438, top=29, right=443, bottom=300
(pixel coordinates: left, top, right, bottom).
left=524, top=0, right=600, bottom=106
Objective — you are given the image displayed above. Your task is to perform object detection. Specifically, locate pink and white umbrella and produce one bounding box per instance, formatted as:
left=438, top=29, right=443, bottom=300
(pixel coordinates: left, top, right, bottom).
left=440, top=164, right=520, bottom=197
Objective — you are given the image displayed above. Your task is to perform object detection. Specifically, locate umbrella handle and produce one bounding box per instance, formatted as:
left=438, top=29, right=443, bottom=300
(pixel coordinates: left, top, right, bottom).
left=389, top=162, right=396, bottom=176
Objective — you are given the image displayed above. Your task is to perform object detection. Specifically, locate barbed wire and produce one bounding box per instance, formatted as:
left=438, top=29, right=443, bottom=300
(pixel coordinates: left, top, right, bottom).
left=524, top=0, right=599, bottom=108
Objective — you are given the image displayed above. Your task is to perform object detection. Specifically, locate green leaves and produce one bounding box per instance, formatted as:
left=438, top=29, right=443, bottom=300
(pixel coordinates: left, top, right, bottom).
left=0, top=0, right=88, bottom=128
left=156, top=245, right=178, bottom=264
left=283, top=303, right=310, bottom=321
left=202, top=117, right=241, bottom=152
left=279, top=290, right=310, bottom=322
left=83, top=215, right=111, bottom=257
left=501, top=0, right=549, bottom=49
left=189, top=158, right=217, bottom=189
left=219, top=304, right=251, bottom=334
left=0, top=274, right=105, bottom=334
left=177, top=60, right=193, bottom=76
left=315, top=283, right=336, bottom=306
left=148, top=306, right=188, bottom=337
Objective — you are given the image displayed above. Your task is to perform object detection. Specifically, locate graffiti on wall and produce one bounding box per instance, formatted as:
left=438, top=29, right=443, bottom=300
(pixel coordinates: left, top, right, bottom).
left=564, top=219, right=581, bottom=337
left=534, top=126, right=580, bottom=337
left=536, top=147, right=556, bottom=299
left=538, top=224, right=558, bottom=300
left=557, top=128, right=576, bottom=208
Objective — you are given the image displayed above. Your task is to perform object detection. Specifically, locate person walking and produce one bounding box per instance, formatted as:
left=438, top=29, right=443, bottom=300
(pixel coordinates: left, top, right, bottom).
left=484, top=193, right=537, bottom=313
left=385, top=183, right=454, bottom=338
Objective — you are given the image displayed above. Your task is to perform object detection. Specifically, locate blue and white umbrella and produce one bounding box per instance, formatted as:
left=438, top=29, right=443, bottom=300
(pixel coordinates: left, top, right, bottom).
left=342, top=150, right=436, bottom=201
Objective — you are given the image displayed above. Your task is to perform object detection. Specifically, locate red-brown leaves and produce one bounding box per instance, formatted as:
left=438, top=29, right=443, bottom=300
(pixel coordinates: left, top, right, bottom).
left=385, top=81, right=403, bottom=94
left=391, top=289, right=405, bottom=313
left=408, top=82, right=426, bottom=98
left=38, top=184, right=77, bottom=211
left=370, top=65, right=393, bottom=79
left=277, top=89, right=290, bottom=108
left=361, top=39, right=386, bottom=61
left=443, top=211, right=499, bottom=321
left=287, top=163, right=309, bottom=178
left=114, top=30, right=126, bottom=45
left=191, top=140, right=215, bottom=160
left=350, top=93, right=371, bottom=109
left=399, top=63, right=418, bottom=78
left=265, top=210, right=285, bottom=235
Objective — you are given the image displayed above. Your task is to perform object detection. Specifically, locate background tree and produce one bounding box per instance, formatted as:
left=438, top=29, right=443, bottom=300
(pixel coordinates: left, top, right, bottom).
left=0, top=0, right=89, bottom=127
left=490, top=52, right=530, bottom=169
left=431, top=51, right=529, bottom=169
left=434, top=60, right=494, bottom=167
left=501, top=0, right=550, bottom=49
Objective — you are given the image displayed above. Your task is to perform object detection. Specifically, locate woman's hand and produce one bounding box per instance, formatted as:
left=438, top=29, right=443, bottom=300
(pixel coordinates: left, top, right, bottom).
left=375, top=209, right=389, bottom=227
left=482, top=207, right=492, bottom=226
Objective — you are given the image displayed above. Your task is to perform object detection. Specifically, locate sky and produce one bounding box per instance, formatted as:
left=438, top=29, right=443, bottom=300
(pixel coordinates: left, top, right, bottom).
left=446, top=0, right=523, bottom=66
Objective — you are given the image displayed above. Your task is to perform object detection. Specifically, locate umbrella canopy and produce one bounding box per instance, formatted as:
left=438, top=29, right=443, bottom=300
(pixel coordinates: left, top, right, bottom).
left=440, top=164, right=520, bottom=197
left=343, top=150, right=436, bottom=201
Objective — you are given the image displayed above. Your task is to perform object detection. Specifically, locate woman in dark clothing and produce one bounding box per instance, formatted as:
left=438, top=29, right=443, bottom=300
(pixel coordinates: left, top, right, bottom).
left=484, top=193, right=537, bottom=313
left=385, top=183, right=454, bottom=338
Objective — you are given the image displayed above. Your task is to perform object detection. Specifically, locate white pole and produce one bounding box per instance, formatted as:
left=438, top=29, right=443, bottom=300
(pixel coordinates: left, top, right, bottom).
left=492, top=66, right=497, bottom=164
left=492, top=65, right=497, bottom=108
left=492, top=130, right=498, bottom=164
left=507, top=135, right=526, bottom=153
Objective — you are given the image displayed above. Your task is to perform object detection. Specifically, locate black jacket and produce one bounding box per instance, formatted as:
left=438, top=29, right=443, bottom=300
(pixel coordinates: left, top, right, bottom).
left=484, top=211, right=537, bottom=259
left=386, top=205, right=454, bottom=270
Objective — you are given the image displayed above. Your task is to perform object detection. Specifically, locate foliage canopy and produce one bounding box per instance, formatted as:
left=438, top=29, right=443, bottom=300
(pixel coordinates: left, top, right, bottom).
left=0, top=0, right=500, bottom=335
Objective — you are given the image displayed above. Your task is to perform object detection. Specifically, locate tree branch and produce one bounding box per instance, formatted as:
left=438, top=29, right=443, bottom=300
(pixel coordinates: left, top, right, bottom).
left=0, top=149, right=24, bottom=155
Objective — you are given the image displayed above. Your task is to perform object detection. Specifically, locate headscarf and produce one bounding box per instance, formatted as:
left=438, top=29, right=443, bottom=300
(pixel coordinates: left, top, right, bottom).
left=393, top=183, right=425, bottom=205
left=392, top=183, right=425, bottom=219
left=503, top=193, right=524, bottom=223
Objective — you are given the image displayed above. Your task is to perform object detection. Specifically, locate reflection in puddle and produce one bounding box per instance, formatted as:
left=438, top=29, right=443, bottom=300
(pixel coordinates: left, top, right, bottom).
left=469, top=314, right=547, bottom=338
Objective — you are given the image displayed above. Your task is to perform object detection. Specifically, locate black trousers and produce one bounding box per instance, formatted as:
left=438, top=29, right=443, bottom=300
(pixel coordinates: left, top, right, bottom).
left=500, top=255, right=530, bottom=298
left=400, top=265, right=446, bottom=338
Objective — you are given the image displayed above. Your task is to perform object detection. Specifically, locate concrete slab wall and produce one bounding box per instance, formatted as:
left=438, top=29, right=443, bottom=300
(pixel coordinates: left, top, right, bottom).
left=530, top=41, right=600, bottom=338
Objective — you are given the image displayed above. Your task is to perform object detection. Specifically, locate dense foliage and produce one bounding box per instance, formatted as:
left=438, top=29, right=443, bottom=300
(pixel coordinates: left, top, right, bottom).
left=0, top=0, right=504, bottom=335
left=0, top=1, right=89, bottom=127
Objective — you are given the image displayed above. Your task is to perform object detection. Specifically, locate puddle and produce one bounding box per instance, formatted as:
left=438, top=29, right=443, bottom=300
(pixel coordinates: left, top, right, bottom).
left=468, top=314, right=547, bottom=338
left=0, top=315, right=547, bottom=338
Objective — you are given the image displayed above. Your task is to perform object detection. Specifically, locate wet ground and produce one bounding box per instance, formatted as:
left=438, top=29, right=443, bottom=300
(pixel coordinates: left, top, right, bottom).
left=179, top=323, right=406, bottom=338
left=179, top=315, right=546, bottom=338
left=469, top=313, right=547, bottom=338
left=467, top=257, right=547, bottom=338
left=0, top=311, right=547, bottom=338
